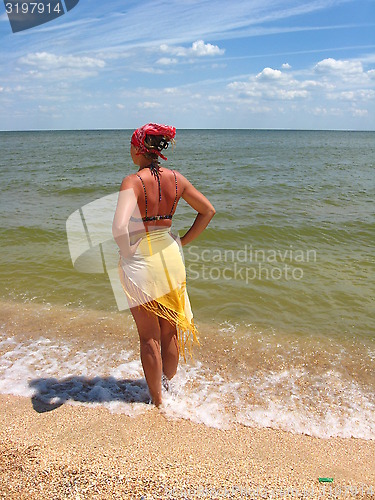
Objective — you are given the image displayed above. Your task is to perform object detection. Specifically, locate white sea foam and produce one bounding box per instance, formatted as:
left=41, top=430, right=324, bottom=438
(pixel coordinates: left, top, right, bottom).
left=1, top=333, right=374, bottom=439
left=235, top=363, right=375, bottom=439
left=161, top=363, right=234, bottom=429
left=0, top=334, right=150, bottom=417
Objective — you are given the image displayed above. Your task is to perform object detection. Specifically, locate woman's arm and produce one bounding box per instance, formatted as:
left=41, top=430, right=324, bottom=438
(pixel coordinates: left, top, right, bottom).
left=178, top=173, right=216, bottom=246
left=112, top=176, right=140, bottom=258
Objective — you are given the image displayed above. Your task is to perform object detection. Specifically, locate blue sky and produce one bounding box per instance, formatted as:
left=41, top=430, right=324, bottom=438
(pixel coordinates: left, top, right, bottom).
left=1, top=0, right=374, bottom=130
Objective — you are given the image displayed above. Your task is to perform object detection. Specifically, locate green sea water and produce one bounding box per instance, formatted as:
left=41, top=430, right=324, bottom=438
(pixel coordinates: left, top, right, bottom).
left=1, top=129, right=373, bottom=337
left=0, top=129, right=374, bottom=437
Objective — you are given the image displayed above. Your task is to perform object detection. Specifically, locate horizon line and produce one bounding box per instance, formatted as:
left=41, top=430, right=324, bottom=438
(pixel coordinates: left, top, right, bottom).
left=1, top=127, right=374, bottom=133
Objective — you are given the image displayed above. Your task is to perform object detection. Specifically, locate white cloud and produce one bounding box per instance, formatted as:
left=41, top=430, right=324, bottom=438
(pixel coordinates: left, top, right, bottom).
left=38, top=105, right=58, bottom=113
left=164, top=87, right=179, bottom=94
left=160, top=40, right=225, bottom=59
left=2, top=1, right=374, bottom=131
left=299, top=80, right=327, bottom=90
left=311, top=106, right=345, bottom=116
left=112, top=51, right=374, bottom=126
left=156, top=57, right=178, bottom=66
left=139, top=67, right=165, bottom=74
left=256, top=68, right=283, bottom=81
left=229, top=66, right=309, bottom=102
left=352, top=108, right=368, bottom=117
left=314, top=58, right=363, bottom=75
left=226, top=56, right=375, bottom=114
left=338, top=91, right=355, bottom=100
left=160, top=44, right=182, bottom=56
left=18, top=52, right=106, bottom=81
left=138, top=102, right=161, bottom=109
left=3, top=0, right=355, bottom=62
left=20, top=52, right=105, bottom=70
left=311, top=107, right=328, bottom=116
left=227, top=81, right=261, bottom=98
left=328, top=89, right=375, bottom=101
left=208, top=95, right=226, bottom=102
left=265, top=89, right=309, bottom=100
left=191, top=40, right=225, bottom=57
left=314, top=58, right=370, bottom=83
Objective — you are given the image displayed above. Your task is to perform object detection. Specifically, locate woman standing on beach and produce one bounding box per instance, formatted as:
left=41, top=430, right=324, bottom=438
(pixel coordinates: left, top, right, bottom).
left=112, top=123, right=215, bottom=407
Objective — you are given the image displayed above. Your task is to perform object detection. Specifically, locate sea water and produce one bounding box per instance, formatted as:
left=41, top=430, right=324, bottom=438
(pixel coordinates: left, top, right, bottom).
left=0, top=129, right=374, bottom=438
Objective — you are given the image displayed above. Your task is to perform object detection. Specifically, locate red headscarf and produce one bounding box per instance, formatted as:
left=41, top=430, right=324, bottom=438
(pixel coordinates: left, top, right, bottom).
left=131, top=123, right=176, bottom=161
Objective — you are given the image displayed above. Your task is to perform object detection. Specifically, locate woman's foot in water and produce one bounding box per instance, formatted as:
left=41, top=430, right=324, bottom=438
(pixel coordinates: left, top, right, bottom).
left=162, top=374, right=170, bottom=391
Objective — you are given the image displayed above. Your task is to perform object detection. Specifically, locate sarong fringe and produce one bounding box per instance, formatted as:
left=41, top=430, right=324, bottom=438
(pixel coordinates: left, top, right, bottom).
left=118, top=258, right=199, bottom=361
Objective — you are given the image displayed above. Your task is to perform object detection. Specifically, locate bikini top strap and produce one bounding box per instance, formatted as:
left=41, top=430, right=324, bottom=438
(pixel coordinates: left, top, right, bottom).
left=135, top=170, right=178, bottom=219
left=169, top=170, right=178, bottom=216
left=149, top=165, right=162, bottom=202
left=136, top=174, right=147, bottom=219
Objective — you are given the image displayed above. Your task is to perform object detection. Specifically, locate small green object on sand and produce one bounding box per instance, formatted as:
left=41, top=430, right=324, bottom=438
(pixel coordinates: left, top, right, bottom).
left=319, top=477, right=334, bottom=483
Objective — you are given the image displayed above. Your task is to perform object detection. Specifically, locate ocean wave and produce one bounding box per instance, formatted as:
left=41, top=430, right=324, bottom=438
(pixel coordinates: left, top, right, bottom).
left=0, top=312, right=374, bottom=439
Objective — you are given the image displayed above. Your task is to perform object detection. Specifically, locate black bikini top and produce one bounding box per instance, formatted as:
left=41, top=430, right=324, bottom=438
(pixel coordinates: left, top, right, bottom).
left=130, top=167, right=178, bottom=223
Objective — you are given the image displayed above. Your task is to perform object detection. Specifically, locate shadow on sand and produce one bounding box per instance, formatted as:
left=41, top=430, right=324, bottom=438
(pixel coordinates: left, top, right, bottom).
left=29, top=375, right=150, bottom=413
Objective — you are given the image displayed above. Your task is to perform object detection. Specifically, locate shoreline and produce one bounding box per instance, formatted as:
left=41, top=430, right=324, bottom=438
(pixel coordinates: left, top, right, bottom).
left=0, top=394, right=374, bottom=499
left=1, top=297, right=375, bottom=442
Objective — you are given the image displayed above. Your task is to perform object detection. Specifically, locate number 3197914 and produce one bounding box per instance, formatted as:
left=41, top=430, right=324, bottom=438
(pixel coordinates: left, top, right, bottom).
left=5, top=2, right=62, bottom=14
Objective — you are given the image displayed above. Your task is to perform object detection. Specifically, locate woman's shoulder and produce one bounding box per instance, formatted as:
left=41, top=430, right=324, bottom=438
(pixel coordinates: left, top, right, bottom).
left=166, top=170, right=191, bottom=194
left=119, top=172, right=140, bottom=191
left=163, top=168, right=187, bottom=184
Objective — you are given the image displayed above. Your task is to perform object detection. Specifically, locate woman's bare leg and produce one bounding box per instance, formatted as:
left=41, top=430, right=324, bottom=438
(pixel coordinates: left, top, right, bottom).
left=130, top=305, right=162, bottom=407
left=159, top=317, right=179, bottom=380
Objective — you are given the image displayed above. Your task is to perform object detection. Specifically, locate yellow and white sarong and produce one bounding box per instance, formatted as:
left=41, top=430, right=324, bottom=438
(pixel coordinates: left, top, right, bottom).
left=118, top=227, right=199, bottom=360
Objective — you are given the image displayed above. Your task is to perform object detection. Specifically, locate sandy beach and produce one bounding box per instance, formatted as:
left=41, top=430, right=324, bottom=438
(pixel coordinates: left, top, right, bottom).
left=0, top=394, right=374, bottom=499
